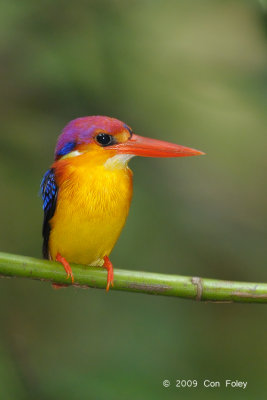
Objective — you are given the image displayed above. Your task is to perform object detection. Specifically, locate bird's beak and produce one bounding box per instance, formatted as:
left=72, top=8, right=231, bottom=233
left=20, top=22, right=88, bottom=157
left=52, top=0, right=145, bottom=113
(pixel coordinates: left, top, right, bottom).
left=114, top=134, right=204, bottom=158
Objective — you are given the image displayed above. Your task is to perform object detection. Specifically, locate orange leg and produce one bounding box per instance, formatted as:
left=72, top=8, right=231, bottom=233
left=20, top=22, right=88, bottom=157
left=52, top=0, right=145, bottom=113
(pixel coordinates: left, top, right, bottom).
left=103, top=256, right=114, bottom=292
left=55, top=252, right=74, bottom=283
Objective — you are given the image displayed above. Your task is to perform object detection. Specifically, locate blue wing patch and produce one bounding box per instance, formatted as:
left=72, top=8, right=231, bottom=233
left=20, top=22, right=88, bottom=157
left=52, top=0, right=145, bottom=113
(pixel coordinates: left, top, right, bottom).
left=41, top=169, right=57, bottom=212
left=40, top=168, right=58, bottom=258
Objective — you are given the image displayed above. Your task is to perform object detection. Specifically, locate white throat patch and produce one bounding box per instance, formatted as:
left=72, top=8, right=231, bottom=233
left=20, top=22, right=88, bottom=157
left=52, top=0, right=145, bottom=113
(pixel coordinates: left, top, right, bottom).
left=61, top=150, right=83, bottom=160
left=104, top=154, right=135, bottom=170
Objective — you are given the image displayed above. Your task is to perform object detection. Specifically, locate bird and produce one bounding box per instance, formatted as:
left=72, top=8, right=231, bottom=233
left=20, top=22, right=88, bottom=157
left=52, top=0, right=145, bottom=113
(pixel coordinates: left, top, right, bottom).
left=41, top=116, right=204, bottom=291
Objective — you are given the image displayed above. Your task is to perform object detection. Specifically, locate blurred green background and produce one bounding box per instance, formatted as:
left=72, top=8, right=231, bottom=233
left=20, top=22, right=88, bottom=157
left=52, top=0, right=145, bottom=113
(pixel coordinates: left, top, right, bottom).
left=0, top=0, right=267, bottom=399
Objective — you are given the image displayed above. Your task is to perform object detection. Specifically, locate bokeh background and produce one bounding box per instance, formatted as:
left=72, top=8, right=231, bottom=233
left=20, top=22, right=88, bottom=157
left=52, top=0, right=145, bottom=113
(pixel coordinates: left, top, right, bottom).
left=0, top=0, right=267, bottom=399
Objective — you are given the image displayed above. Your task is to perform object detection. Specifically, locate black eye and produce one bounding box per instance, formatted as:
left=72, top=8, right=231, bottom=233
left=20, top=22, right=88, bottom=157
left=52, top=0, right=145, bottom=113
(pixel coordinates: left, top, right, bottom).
left=95, top=133, right=114, bottom=146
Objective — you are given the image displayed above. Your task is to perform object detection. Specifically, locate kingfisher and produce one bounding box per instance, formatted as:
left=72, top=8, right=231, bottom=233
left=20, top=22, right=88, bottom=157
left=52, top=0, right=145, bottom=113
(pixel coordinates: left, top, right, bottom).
left=41, top=116, right=203, bottom=290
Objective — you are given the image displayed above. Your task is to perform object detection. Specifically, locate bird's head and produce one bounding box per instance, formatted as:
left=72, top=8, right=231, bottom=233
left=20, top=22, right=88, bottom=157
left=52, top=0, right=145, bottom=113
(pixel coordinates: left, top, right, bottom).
left=54, top=116, right=204, bottom=169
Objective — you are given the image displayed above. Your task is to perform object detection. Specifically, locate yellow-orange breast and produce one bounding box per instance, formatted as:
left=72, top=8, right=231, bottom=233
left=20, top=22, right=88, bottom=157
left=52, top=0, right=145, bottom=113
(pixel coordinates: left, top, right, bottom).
left=48, top=150, right=133, bottom=266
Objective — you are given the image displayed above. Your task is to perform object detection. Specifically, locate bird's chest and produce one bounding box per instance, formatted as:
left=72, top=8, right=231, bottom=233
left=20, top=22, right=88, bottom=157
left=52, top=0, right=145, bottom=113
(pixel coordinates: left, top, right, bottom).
left=49, top=165, right=133, bottom=263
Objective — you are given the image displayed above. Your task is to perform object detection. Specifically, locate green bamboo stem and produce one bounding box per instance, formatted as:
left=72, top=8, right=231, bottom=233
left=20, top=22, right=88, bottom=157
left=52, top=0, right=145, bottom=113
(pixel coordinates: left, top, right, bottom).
left=0, top=251, right=266, bottom=303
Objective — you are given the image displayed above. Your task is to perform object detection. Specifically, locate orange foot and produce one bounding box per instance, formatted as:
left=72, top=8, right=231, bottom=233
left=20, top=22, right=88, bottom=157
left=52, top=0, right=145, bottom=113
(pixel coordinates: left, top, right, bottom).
left=55, top=252, right=74, bottom=284
left=103, top=256, right=114, bottom=292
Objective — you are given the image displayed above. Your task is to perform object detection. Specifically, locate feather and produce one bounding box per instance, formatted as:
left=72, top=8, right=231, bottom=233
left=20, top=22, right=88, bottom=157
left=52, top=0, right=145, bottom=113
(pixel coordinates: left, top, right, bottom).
left=40, top=168, right=58, bottom=259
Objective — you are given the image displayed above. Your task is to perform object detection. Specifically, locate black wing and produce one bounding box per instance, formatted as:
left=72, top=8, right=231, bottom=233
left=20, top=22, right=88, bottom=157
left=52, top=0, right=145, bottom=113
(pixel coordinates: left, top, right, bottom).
left=40, top=168, right=58, bottom=259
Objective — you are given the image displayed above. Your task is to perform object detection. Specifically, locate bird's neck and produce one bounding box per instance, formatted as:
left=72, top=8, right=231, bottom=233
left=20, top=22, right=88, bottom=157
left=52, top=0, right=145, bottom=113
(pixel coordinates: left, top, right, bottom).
left=53, top=151, right=133, bottom=193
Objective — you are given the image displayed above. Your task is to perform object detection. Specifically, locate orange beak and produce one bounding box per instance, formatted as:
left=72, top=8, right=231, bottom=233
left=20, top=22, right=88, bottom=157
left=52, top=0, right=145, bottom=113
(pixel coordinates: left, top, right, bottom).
left=113, top=134, right=204, bottom=158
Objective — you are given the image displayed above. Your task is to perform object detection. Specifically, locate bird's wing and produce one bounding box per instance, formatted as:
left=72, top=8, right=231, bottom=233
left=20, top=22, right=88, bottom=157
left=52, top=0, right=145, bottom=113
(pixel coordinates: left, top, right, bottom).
left=40, top=168, right=58, bottom=259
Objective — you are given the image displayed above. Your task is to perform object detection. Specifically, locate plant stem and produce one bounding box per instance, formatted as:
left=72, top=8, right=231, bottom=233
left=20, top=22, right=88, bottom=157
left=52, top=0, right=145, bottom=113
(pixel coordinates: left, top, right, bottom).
left=0, top=252, right=266, bottom=303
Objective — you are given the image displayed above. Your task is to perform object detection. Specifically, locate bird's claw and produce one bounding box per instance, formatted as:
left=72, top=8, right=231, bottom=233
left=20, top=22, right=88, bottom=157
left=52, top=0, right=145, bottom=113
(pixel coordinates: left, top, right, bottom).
left=103, top=256, right=114, bottom=292
left=56, top=253, right=74, bottom=283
